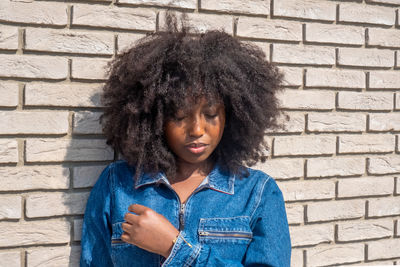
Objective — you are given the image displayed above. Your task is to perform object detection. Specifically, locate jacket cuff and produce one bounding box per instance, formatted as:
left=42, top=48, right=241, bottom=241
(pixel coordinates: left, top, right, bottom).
left=162, top=231, right=201, bottom=267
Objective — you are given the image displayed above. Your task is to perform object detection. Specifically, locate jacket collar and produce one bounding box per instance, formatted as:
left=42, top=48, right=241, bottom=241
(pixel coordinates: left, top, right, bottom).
left=134, top=163, right=235, bottom=195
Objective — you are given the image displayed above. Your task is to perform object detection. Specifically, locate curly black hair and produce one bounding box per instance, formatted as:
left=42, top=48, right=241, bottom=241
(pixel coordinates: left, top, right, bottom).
left=100, top=12, right=284, bottom=180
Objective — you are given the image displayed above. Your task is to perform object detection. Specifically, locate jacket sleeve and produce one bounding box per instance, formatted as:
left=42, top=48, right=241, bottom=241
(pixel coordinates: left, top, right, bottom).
left=80, top=164, right=114, bottom=267
left=162, top=177, right=291, bottom=267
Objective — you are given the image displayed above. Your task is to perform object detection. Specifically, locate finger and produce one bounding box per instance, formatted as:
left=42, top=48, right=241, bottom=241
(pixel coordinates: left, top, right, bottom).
left=121, top=232, right=130, bottom=242
left=128, top=204, right=149, bottom=215
left=121, top=222, right=133, bottom=232
left=124, top=212, right=138, bottom=224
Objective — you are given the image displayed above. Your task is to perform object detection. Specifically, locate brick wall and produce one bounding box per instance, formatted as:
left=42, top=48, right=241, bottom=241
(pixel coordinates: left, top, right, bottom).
left=0, top=0, right=399, bottom=266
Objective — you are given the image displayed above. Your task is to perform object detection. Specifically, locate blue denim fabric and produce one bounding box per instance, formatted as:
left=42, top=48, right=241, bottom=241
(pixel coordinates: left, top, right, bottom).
left=80, top=160, right=291, bottom=266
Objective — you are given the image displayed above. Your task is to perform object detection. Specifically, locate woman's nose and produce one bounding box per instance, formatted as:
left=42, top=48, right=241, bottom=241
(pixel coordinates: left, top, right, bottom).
left=188, top=116, right=205, bottom=137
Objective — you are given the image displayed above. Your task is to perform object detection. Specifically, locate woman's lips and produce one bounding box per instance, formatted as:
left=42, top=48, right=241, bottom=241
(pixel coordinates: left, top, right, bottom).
left=186, top=144, right=208, bottom=154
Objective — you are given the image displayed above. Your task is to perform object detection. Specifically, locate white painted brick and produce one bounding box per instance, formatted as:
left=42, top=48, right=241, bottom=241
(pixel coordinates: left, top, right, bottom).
left=338, top=92, right=393, bottom=111
left=368, top=238, right=400, bottom=260
left=307, top=157, right=365, bottom=178
left=369, top=28, right=400, bottom=48
left=237, top=17, right=302, bottom=41
left=119, top=0, right=196, bottom=8
left=0, top=251, right=20, bottom=267
left=0, top=111, right=69, bottom=134
left=338, top=219, right=393, bottom=242
left=27, top=246, right=80, bottom=267
left=29, top=246, right=79, bottom=267
left=290, top=224, right=334, bottom=247
left=73, top=4, right=156, bottom=31
left=74, top=219, right=83, bottom=241
left=272, top=44, right=334, bottom=65
left=308, top=112, right=366, bottom=132
left=397, top=93, right=400, bottom=110
left=274, top=135, right=335, bottom=156
left=265, top=112, right=304, bottom=133
left=307, top=200, right=365, bottom=222
left=0, top=139, right=18, bottom=163
left=285, top=204, right=304, bottom=224
left=0, top=166, right=69, bottom=191
left=338, top=48, right=393, bottom=68
left=351, top=260, right=397, bottom=266
left=0, top=219, right=70, bottom=247
left=291, top=249, right=303, bottom=267
left=277, top=89, right=335, bottom=110
left=0, top=196, right=21, bottom=220
left=0, top=82, right=18, bottom=107
left=25, top=83, right=103, bottom=107
left=0, top=25, right=18, bottom=50
left=398, top=51, right=400, bottom=68
left=201, top=0, right=270, bottom=15
left=306, top=68, right=365, bottom=88
left=280, top=180, right=335, bottom=201
left=25, top=138, right=113, bottom=162
left=369, top=113, right=400, bottom=131
left=339, top=134, right=395, bottom=154
left=0, top=55, right=68, bottom=79
left=117, top=33, right=146, bottom=54
left=305, top=24, right=364, bottom=45
left=71, top=58, right=109, bottom=80
left=26, top=192, right=89, bottom=218
left=367, top=0, right=400, bottom=4
left=368, top=156, right=400, bottom=174
left=73, top=111, right=103, bottom=134
left=253, top=158, right=303, bottom=179
left=279, top=67, right=303, bottom=87
left=338, top=176, right=394, bottom=198
left=73, top=165, right=107, bottom=188
left=25, top=28, right=114, bottom=55
left=368, top=197, right=400, bottom=217
left=274, top=0, right=336, bottom=21
left=370, top=71, right=400, bottom=89
left=0, top=1, right=67, bottom=26
left=306, top=244, right=364, bottom=267
left=339, top=3, right=395, bottom=26
left=159, top=12, right=233, bottom=34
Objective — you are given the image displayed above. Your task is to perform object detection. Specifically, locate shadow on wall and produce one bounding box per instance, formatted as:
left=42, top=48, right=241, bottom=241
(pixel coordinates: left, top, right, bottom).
left=23, top=83, right=114, bottom=265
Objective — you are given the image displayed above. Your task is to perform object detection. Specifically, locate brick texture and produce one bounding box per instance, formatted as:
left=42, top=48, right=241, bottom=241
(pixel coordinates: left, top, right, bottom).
left=339, top=3, right=395, bottom=26
left=0, top=251, right=20, bottom=267
left=1, top=1, right=399, bottom=266
left=306, top=68, right=365, bottom=88
left=273, top=0, right=336, bottom=21
left=337, top=219, right=393, bottom=242
left=307, top=200, right=365, bottom=222
left=307, top=112, right=366, bottom=132
left=0, top=82, right=18, bottom=107
left=307, top=157, right=365, bottom=177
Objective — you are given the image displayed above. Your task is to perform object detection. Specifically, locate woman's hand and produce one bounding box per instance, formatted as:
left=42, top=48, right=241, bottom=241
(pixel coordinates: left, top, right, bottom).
left=121, top=204, right=180, bottom=258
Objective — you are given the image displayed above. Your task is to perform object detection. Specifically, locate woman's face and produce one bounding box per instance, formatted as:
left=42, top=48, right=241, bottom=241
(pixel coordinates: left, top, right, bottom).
left=164, top=97, right=226, bottom=168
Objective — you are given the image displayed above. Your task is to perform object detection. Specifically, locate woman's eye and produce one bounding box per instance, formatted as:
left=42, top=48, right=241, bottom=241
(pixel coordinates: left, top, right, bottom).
left=205, top=113, right=218, bottom=119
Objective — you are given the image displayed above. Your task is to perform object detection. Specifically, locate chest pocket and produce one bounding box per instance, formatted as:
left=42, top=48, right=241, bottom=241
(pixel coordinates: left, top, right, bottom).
left=198, top=216, right=253, bottom=245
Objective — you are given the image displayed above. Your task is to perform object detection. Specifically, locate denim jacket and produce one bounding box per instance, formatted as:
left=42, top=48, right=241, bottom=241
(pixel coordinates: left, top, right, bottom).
left=80, top=160, right=291, bottom=266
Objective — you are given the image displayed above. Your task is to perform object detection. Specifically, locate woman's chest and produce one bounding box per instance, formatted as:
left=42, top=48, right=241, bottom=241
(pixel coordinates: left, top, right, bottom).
left=110, top=185, right=257, bottom=266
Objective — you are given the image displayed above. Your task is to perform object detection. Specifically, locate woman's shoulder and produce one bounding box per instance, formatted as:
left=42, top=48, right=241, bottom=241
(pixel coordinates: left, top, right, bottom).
left=94, top=159, right=136, bottom=187
left=236, top=165, right=282, bottom=193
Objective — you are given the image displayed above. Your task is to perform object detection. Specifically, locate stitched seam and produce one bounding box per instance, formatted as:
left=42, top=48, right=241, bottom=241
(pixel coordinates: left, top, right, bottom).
left=162, top=235, right=182, bottom=266
left=183, top=244, right=201, bottom=267
left=250, top=175, right=271, bottom=221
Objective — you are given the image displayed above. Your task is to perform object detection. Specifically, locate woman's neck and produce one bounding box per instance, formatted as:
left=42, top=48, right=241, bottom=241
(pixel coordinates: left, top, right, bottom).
left=172, top=158, right=214, bottom=183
